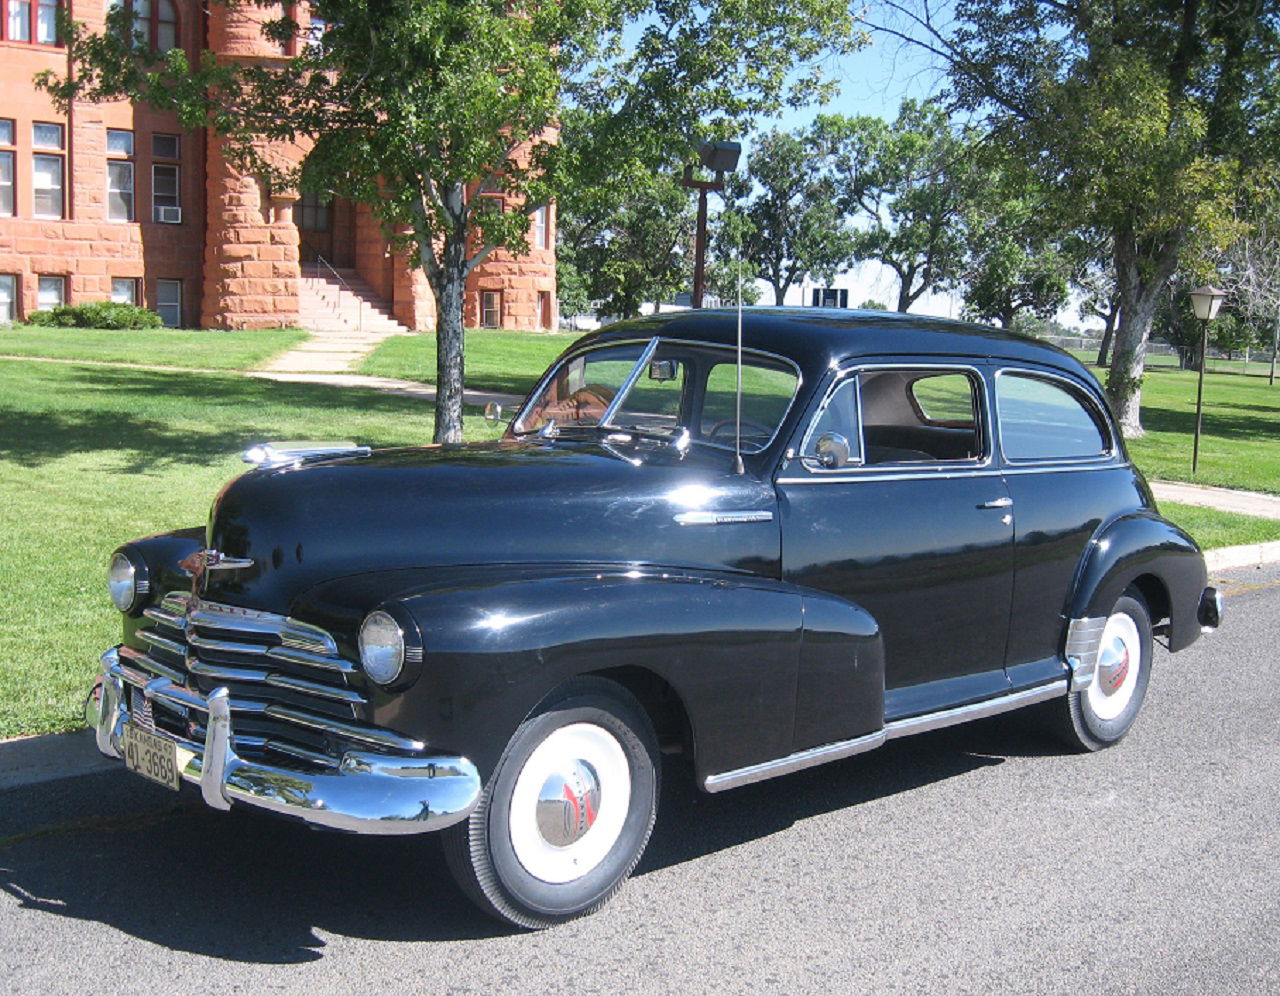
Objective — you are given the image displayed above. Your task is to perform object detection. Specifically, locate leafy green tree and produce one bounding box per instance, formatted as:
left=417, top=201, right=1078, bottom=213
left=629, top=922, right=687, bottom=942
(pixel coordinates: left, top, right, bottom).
left=815, top=100, right=974, bottom=313
left=721, top=129, right=856, bottom=305
left=858, top=299, right=889, bottom=311
left=557, top=173, right=693, bottom=320
left=871, top=0, right=1280, bottom=434
left=1222, top=177, right=1280, bottom=384
left=43, top=0, right=863, bottom=441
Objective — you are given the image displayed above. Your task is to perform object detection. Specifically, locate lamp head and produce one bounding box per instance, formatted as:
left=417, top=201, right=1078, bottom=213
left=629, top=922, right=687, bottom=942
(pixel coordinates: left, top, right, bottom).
left=1189, top=285, right=1226, bottom=321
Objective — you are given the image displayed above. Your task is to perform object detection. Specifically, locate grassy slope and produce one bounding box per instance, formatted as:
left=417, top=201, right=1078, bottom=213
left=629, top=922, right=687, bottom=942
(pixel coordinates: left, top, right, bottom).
left=0, top=358, right=503, bottom=738
left=1159, top=502, right=1280, bottom=550
left=0, top=326, right=309, bottom=370
left=360, top=329, right=581, bottom=397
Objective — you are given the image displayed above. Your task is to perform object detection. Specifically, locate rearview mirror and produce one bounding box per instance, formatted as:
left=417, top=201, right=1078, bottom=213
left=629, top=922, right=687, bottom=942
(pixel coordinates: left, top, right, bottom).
left=815, top=432, right=851, bottom=469
left=648, top=359, right=678, bottom=382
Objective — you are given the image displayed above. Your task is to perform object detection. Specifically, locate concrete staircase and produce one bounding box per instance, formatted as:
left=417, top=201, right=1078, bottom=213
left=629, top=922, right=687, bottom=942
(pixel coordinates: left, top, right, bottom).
left=260, top=263, right=411, bottom=374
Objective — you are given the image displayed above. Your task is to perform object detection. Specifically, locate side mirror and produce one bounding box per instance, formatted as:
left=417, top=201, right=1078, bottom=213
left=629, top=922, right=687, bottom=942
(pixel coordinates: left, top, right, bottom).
left=815, top=432, right=851, bottom=469
left=484, top=402, right=503, bottom=423
left=648, top=359, right=678, bottom=382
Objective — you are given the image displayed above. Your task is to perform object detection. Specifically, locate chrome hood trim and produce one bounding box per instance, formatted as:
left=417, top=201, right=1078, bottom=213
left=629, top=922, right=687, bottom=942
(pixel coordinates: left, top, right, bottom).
left=242, top=440, right=372, bottom=469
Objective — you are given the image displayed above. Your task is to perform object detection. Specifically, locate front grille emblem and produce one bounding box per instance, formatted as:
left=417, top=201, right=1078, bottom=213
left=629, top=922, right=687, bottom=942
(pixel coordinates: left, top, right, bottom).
left=178, top=549, right=255, bottom=583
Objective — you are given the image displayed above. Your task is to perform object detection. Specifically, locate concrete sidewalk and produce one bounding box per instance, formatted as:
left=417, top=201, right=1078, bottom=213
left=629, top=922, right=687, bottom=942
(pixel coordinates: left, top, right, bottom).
left=1151, top=480, right=1280, bottom=520
left=246, top=369, right=524, bottom=409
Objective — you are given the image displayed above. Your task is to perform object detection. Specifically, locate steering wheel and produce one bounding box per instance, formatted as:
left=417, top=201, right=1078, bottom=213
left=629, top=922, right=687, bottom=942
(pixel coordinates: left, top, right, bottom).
left=706, top=417, right=773, bottom=441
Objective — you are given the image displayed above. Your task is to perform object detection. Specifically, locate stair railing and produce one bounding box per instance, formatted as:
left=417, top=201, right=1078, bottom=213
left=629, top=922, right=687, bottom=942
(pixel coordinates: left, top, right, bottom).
left=308, top=249, right=364, bottom=335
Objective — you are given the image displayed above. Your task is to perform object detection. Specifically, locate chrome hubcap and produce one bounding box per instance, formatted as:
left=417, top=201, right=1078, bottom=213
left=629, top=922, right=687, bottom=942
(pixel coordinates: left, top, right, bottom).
left=535, top=760, right=602, bottom=847
left=1097, top=636, right=1131, bottom=694
left=1086, top=611, right=1142, bottom=721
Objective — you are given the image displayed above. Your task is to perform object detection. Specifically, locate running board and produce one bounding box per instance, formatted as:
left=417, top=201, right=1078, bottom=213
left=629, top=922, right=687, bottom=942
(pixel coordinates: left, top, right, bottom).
left=703, top=680, right=1068, bottom=793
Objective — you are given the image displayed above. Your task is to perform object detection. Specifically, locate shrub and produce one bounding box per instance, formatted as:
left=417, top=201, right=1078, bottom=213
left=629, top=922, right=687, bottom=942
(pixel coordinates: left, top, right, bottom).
left=26, top=301, right=165, bottom=330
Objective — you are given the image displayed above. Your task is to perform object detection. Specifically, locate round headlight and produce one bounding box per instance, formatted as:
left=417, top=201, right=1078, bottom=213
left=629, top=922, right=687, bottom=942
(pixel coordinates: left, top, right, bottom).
left=359, top=610, right=405, bottom=685
left=107, top=551, right=143, bottom=613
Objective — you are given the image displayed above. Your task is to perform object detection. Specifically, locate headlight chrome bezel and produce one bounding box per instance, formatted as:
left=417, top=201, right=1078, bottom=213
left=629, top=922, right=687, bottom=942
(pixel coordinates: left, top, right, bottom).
left=359, top=609, right=408, bottom=686
left=107, top=549, right=149, bottom=614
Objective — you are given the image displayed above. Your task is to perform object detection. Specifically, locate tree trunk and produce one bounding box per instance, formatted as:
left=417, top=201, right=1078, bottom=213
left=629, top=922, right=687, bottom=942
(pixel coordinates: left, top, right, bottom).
left=1096, top=319, right=1115, bottom=367
left=431, top=234, right=469, bottom=444
left=1107, top=226, right=1183, bottom=437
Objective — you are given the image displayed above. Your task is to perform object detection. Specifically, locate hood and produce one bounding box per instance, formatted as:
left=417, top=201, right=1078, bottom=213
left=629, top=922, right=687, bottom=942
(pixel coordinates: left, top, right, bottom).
left=202, top=438, right=780, bottom=612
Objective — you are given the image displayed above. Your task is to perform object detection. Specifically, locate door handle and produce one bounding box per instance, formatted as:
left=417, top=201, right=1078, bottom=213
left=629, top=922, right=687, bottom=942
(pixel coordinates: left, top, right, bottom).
left=977, top=497, right=1013, bottom=509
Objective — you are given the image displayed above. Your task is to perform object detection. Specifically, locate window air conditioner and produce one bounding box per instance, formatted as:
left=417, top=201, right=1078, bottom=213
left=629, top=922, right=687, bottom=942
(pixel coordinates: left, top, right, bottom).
left=156, top=205, right=182, bottom=224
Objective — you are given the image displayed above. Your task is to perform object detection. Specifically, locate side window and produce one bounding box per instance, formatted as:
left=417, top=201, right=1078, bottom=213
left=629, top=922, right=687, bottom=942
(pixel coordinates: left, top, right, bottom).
left=702, top=361, right=799, bottom=447
left=997, top=372, right=1109, bottom=461
left=801, top=376, right=861, bottom=469
left=860, top=368, right=984, bottom=464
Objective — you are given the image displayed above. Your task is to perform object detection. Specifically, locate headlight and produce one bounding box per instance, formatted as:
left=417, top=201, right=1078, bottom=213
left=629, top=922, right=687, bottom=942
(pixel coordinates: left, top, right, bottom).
left=359, top=610, right=405, bottom=685
left=107, top=550, right=148, bottom=613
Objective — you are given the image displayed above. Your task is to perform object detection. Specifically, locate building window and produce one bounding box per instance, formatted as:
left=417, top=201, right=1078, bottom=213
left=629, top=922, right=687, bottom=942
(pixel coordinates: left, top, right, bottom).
left=0, top=119, right=12, bottom=217
left=299, top=190, right=330, bottom=230
left=33, top=154, right=63, bottom=218
left=33, top=121, right=63, bottom=149
left=111, top=277, right=138, bottom=305
left=37, top=275, right=65, bottom=310
left=532, top=205, right=549, bottom=250
left=152, top=163, right=180, bottom=223
left=151, top=132, right=179, bottom=160
left=155, top=278, right=181, bottom=326
left=112, top=0, right=178, bottom=52
left=481, top=291, right=502, bottom=329
left=107, top=130, right=135, bottom=222
left=0, top=275, right=15, bottom=323
left=4, top=0, right=59, bottom=44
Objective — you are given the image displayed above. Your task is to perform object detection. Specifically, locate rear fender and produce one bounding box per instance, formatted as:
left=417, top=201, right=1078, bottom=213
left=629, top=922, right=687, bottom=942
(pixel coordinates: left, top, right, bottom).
left=1069, top=512, right=1208, bottom=652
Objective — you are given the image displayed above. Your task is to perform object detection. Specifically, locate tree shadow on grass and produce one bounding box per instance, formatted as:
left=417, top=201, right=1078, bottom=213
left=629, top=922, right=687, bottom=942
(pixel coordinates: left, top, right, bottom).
left=0, top=366, right=435, bottom=471
left=1141, top=402, right=1280, bottom=442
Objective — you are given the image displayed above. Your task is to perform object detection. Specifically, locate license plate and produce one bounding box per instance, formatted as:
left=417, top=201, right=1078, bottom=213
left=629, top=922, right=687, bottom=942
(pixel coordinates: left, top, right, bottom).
left=124, top=723, right=180, bottom=791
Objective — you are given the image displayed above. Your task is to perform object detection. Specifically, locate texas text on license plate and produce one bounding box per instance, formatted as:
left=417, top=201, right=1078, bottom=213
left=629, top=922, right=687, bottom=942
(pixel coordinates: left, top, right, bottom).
left=124, top=723, right=180, bottom=791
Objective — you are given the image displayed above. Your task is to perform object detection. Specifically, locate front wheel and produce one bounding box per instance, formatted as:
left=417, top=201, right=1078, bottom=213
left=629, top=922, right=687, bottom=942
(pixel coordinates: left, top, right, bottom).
left=1051, top=591, right=1153, bottom=751
left=442, top=678, right=660, bottom=929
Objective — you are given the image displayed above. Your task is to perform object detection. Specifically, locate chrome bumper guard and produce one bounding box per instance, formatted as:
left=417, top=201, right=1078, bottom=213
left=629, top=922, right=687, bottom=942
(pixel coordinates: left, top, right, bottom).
left=89, top=648, right=481, bottom=835
left=1198, top=586, right=1223, bottom=633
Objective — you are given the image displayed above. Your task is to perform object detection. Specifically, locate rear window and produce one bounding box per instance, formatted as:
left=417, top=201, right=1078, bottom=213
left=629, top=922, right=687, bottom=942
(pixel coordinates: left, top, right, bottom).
left=997, top=373, right=1109, bottom=461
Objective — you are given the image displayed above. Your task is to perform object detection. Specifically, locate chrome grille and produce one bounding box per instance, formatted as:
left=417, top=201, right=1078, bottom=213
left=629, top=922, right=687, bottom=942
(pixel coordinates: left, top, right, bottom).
left=122, top=591, right=412, bottom=771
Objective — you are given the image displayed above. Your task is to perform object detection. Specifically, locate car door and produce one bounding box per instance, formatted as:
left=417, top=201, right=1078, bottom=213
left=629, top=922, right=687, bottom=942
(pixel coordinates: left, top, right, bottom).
left=776, top=361, right=1016, bottom=735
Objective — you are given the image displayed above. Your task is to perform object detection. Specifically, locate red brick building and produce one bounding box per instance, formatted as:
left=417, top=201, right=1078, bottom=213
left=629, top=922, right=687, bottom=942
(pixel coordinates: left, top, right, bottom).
left=0, top=1, right=556, bottom=330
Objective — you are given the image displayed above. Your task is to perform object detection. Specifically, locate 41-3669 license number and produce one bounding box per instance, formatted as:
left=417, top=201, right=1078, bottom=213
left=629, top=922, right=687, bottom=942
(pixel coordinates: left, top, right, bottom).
left=124, top=723, right=180, bottom=791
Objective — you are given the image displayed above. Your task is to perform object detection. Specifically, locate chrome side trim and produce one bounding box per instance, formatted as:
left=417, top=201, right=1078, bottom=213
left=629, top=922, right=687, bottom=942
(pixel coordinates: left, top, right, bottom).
left=674, top=509, right=774, bottom=526
left=1064, top=616, right=1108, bottom=692
left=776, top=463, right=1124, bottom=486
left=704, top=729, right=887, bottom=792
left=704, top=680, right=1069, bottom=793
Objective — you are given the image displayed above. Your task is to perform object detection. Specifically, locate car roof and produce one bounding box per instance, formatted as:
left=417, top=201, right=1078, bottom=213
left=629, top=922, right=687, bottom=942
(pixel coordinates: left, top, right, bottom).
left=576, top=308, right=1096, bottom=384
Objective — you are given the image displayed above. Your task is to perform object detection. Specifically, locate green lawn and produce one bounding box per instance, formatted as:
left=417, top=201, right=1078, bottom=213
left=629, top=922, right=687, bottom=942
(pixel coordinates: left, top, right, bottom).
left=0, top=357, right=503, bottom=739
left=0, top=325, right=309, bottom=371
left=1160, top=502, right=1280, bottom=550
left=360, top=328, right=582, bottom=397
left=1124, top=367, right=1280, bottom=495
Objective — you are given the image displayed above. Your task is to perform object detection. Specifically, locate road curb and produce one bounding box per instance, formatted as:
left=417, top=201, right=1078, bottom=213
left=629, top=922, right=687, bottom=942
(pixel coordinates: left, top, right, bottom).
left=1205, top=540, right=1280, bottom=572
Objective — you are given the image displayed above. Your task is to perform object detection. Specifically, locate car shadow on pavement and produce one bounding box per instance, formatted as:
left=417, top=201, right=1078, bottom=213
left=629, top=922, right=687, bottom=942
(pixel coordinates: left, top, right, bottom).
left=0, top=717, right=1061, bottom=960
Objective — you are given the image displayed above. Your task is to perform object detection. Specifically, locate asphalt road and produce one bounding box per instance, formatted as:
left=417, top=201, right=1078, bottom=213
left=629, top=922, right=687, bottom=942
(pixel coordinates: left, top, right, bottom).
left=3, top=565, right=1278, bottom=994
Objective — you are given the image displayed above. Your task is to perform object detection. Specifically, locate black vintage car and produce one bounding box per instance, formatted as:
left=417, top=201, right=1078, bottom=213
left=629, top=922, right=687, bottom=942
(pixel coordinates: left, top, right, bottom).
left=89, top=309, right=1221, bottom=928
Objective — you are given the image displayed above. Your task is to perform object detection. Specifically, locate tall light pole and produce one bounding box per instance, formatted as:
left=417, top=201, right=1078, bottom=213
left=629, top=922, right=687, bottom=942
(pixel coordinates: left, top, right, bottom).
left=682, top=141, right=740, bottom=308
left=1189, top=285, right=1226, bottom=474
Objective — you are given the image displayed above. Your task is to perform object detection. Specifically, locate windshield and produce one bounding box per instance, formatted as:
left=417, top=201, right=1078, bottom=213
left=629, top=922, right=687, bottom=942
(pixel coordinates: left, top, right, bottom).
left=514, top=338, right=800, bottom=454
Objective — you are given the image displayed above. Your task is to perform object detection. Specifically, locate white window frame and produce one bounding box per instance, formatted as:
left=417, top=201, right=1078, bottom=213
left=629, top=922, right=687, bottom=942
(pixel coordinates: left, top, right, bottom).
left=32, top=153, right=64, bottom=219
left=0, top=149, right=13, bottom=217
left=107, top=159, right=134, bottom=221
left=481, top=290, right=502, bottom=329
left=155, top=278, right=181, bottom=327
left=152, top=162, right=180, bottom=223
left=111, top=277, right=139, bottom=305
left=0, top=274, right=16, bottom=323
left=37, top=274, right=65, bottom=310
left=532, top=205, right=549, bottom=250
left=32, top=121, right=63, bottom=149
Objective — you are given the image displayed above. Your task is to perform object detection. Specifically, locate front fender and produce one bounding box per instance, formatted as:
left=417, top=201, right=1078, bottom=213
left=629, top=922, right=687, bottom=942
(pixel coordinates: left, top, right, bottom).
left=1069, top=511, right=1208, bottom=651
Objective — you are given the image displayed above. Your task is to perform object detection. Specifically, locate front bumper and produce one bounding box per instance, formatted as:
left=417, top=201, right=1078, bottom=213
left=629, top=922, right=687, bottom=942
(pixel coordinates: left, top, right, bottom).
left=89, top=648, right=481, bottom=834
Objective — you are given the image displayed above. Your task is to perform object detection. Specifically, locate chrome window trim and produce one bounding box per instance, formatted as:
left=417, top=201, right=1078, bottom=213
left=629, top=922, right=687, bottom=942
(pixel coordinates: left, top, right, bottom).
left=776, top=461, right=1127, bottom=486
left=513, top=335, right=804, bottom=455
left=791, top=360, right=993, bottom=479
left=598, top=337, right=660, bottom=426
left=993, top=366, right=1119, bottom=467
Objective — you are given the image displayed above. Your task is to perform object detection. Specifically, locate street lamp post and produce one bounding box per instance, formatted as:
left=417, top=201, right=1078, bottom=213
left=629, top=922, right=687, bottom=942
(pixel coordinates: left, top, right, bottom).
left=681, top=141, right=740, bottom=308
left=1188, top=285, right=1226, bottom=474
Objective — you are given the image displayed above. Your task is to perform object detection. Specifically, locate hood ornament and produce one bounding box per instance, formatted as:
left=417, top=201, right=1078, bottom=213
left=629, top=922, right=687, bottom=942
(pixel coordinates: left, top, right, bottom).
left=242, top=441, right=372, bottom=469
left=179, top=549, right=255, bottom=581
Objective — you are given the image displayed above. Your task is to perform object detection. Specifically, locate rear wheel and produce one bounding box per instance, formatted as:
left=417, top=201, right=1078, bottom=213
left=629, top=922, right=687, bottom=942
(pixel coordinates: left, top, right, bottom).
left=1051, top=591, right=1153, bottom=751
left=442, top=678, right=659, bottom=929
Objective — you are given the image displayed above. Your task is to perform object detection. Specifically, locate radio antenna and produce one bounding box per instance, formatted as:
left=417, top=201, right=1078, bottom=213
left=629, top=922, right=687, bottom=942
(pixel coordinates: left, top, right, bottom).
left=733, top=235, right=745, bottom=475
